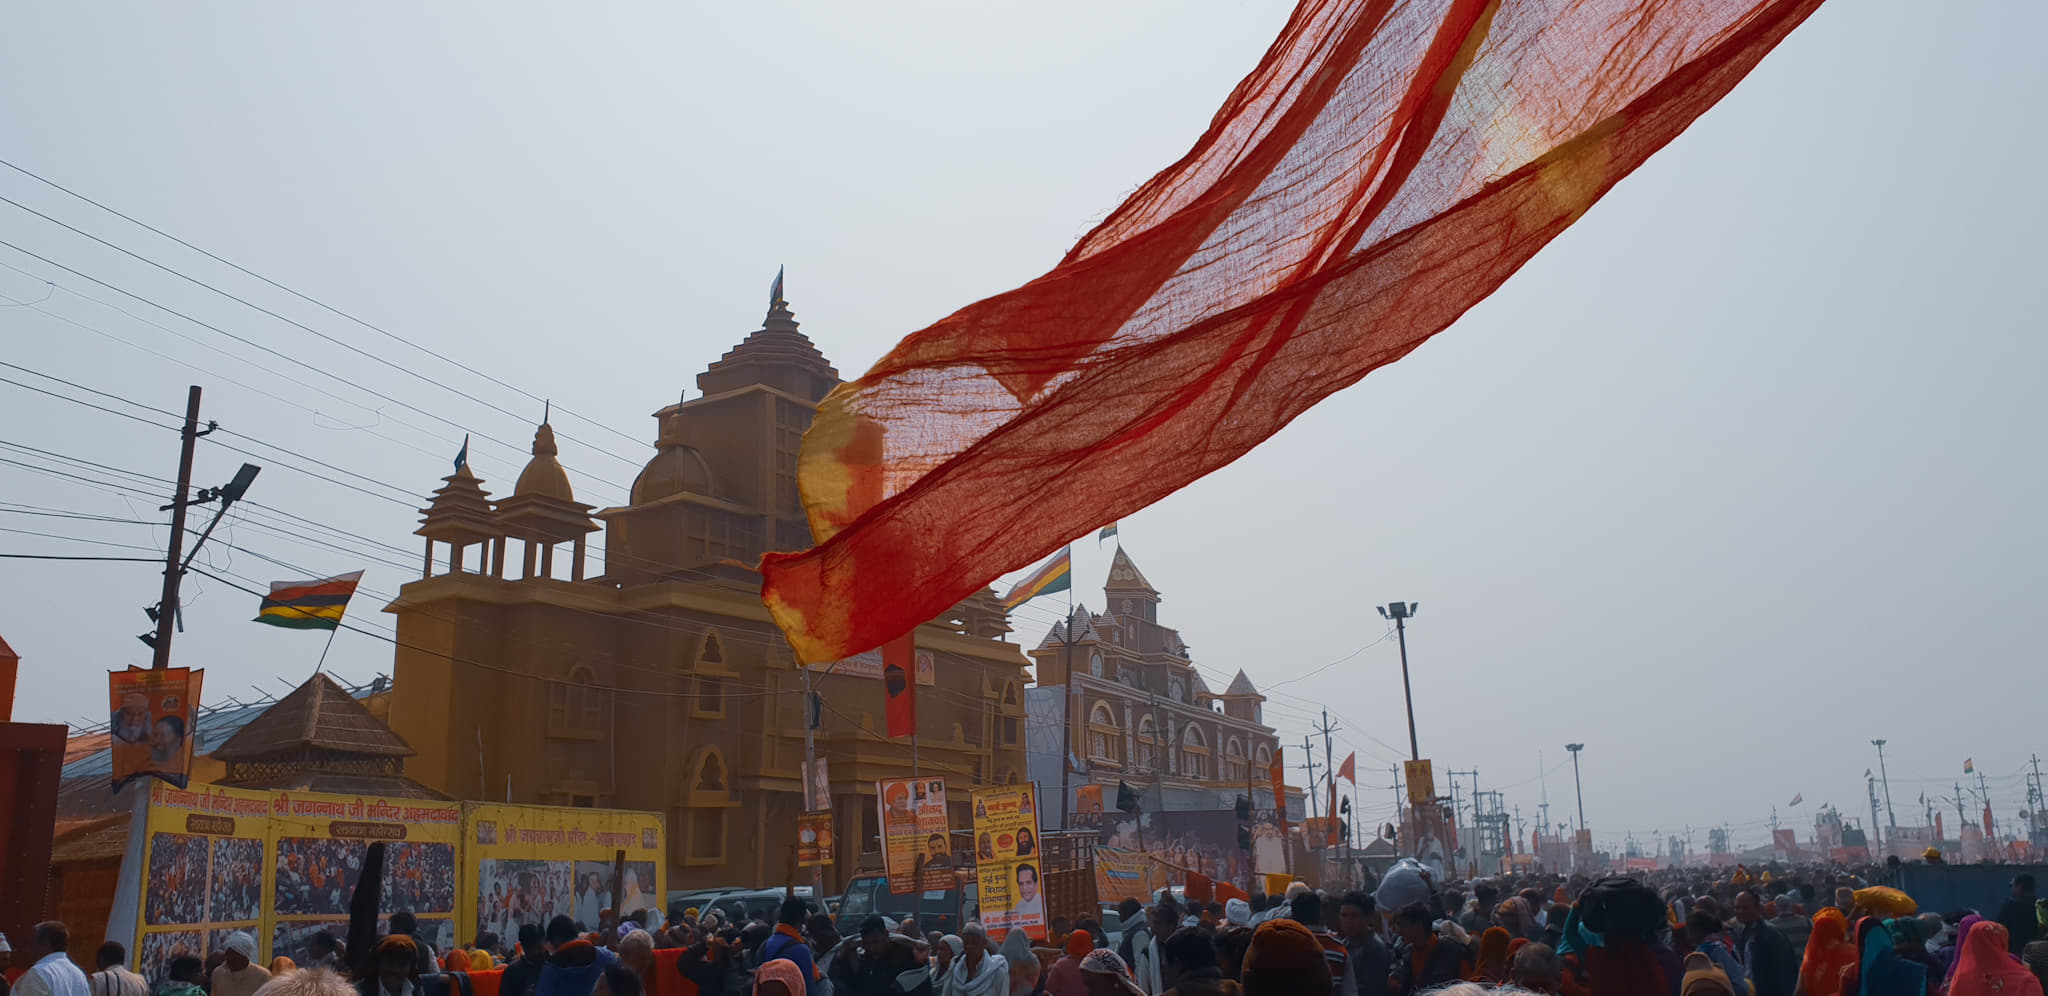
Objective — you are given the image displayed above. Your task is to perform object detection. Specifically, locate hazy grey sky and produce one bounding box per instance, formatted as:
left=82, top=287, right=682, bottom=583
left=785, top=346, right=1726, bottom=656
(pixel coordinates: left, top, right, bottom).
left=3, top=1, right=2041, bottom=852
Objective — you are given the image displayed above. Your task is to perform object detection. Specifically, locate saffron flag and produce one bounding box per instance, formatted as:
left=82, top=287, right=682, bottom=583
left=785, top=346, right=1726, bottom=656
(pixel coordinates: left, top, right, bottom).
left=883, top=633, right=915, bottom=738
left=759, top=0, right=1829, bottom=664
left=253, top=571, right=364, bottom=630
left=1338, top=752, right=1357, bottom=785
left=1000, top=549, right=1072, bottom=610
left=1268, top=748, right=1288, bottom=838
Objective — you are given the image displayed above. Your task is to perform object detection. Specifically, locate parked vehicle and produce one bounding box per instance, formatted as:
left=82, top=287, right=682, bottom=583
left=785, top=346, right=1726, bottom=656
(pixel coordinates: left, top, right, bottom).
left=700, top=887, right=822, bottom=925
left=831, top=873, right=975, bottom=936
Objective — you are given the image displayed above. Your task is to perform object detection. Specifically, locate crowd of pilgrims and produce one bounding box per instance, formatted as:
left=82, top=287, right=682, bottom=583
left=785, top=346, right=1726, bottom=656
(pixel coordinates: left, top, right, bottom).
left=4, top=864, right=2047, bottom=996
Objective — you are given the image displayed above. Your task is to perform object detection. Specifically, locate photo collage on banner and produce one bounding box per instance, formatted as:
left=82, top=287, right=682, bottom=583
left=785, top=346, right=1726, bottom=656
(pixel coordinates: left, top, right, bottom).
left=134, top=784, right=270, bottom=980
left=876, top=776, right=951, bottom=895
left=109, top=668, right=204, bottom=792
left=971, top=784, right=1045, bottom=941
left=267, top=793, right=462, bottom=966
left=463, top=804, right=665, bottom=947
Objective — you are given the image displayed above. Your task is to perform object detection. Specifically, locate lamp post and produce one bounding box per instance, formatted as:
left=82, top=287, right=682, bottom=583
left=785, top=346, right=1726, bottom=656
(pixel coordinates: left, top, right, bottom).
left=1872, top=738, right=1896, bottom=853
left=1566, top=743, right=1586, bottom=832
left=1376, top=602, right=1420, bottom=761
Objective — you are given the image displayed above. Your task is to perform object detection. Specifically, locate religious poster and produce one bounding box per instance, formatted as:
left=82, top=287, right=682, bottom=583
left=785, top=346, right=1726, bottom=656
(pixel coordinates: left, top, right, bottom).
left=1073, top=785, right=1104, bottom=822
left=802, top=758, right=832, bottom=813
left=1403, top=759, right=1436, bottom=806
left=797, top=812, right=835, bottom=866
left=971, top=784, right=1045, bottom=941
left=268, top=791, right=462, bottom=965
left=109, top=668, right=203, bottom=792
left=131, top=783, right=269, bottom=979
left=460, top=803, right=665, bottom=948
left=877, top=776, right=951, bottom=895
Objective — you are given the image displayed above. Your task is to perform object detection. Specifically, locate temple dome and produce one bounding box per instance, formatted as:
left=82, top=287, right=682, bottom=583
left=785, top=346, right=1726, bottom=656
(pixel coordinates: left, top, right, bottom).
left=513, top=422, right=575, bottom=501
left=632, top=408, right=716, bottom=503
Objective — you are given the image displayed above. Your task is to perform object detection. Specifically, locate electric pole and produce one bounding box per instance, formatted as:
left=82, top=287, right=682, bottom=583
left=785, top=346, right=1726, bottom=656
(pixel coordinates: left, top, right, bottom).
left=1871, top=739, right=1896, bottom=844
left=1299, top=737, right=1322, bottom=830
left=140, top=386, right=260, bottom=669
left=1976, top=770, right=1996, bottom=840
left=147, top=387, right=204, bottom=669
left=1566, top=743, right=1587, bottom=832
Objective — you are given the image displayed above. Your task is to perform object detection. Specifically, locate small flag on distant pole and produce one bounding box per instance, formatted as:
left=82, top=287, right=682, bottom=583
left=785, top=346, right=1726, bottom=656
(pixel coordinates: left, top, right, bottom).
left=1098, top=522, right=1118, bottom=544
left=254, top=571, right=364, bottom=630
left=770, top=265, right=787, bottom=308
left=1788, top=793, right=1802, bottom=807
left=1964, top=758, right=1974, bottom=774
left=1338, top=752, right=1357, bottom=785
left=453, top=435, right=470, bottom=474
left=1001, top=549, right=1072, bottom=609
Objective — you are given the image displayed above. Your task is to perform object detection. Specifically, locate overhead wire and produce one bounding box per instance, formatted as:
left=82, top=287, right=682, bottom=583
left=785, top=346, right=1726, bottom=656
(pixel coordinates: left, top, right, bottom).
left=0, top=237, right=631, bottom=502
left=0, top=155, right=650, bottom=452
left=0, top=189, right=648, bottom=471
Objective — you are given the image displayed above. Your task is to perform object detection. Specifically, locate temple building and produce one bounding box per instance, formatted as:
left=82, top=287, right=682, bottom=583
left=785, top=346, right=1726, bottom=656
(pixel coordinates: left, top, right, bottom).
left=382, top=287, right=1031, bottom=889
left=1024, top=548, right=1294, bottom=821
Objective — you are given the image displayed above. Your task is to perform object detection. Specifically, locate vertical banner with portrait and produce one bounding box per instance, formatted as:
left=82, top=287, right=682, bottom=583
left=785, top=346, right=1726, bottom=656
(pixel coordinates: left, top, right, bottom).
left=802, top=758, right=831, bottom=813
left=268, top=791, right=462, bottom=965
left=132, top=783, right=270, bottom=979
left=971, top=784, right=1046, bottom=941
left=796, top=812, right=835, bottom=866
left=876, top=776, right=951, bottom=895
left=109, top=668, right=203, bottom=792
left=460, top=803, right=665, bottom=948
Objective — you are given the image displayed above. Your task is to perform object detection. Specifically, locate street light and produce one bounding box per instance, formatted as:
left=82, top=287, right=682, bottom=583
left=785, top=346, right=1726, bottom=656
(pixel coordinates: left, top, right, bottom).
left=1566, top=743, right=1586, bottom=832
left=1376, top=602, right=1420, bottom=761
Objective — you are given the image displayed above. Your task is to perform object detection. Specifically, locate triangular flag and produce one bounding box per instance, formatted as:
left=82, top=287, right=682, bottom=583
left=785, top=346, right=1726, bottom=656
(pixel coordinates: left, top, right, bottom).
left=1338, top=752, right=1357, bottom=785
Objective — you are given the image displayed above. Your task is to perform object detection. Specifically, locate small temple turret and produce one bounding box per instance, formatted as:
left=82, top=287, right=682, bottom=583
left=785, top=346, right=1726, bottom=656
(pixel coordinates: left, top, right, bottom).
left=415, top=444, right=502, bottom=577
left=496, top=418, right=599, bottom=581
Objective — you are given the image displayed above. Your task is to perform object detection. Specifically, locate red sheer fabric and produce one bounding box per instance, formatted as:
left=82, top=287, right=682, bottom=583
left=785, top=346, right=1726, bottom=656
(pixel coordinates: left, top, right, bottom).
left=762, top=0, right=1827, bottom=663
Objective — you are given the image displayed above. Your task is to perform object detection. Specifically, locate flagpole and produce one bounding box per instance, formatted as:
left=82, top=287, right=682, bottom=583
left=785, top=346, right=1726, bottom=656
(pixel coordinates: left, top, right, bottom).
left=312, top=623, right=340, bottom=674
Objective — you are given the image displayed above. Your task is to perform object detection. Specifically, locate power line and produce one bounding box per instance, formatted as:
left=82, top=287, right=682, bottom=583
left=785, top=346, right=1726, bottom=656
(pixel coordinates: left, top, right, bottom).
left=0, top=237, right=632, bottom=494
left=0, top=155, right=650, bottom=452
left=0, top=188, right=648, bottom=470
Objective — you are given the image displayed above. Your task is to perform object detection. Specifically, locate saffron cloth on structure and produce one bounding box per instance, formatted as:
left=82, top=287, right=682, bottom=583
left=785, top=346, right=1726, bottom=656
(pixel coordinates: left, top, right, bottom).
left=760, top=0, right=1829, bottom=663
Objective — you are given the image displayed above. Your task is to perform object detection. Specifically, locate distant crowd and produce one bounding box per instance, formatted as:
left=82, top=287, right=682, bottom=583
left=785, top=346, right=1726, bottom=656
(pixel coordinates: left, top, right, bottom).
left=4, top=860, right=2046, bottom=996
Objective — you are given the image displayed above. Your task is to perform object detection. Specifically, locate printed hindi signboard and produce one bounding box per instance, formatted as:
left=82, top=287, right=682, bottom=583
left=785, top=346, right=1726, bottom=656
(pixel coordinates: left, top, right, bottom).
left=462, top=803, right=666, bottom=949
left=971, top=784, right=1046, bottom=941
left=132, top=783, right=269, bottom=980
left=268, top=791, right=462, bottom=966
left=877, top=776, right=951, bottom=895
left=109, top=668, right=203, bottom=792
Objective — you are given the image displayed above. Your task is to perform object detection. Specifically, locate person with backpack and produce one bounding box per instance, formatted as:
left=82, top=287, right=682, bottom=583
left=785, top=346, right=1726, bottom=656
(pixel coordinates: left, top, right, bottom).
left=757, top=899, right=820, bottom=996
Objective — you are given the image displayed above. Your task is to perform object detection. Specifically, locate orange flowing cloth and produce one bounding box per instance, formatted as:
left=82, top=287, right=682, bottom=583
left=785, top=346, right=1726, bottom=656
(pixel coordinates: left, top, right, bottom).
left=760, top=0, right=1830, bottom=662
left=1798, top=909, right=1857, bottom=996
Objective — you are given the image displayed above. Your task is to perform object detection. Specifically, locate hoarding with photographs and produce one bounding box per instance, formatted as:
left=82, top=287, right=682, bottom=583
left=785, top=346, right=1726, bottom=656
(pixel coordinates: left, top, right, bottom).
left=132, top=783, right=270, bottom=979
left=1085, top=808, right=1276, bottom=885
left=120, top=786, right=661, bottom=974
left=109, top=668, right=203, bottom=792
left=268, top=791, right=461, bottom=964
left=971, top=784, right=1045, bottom=941
left=461, top=803, right=665, bottom=946
left=877, top=776, right=952, bottom=895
